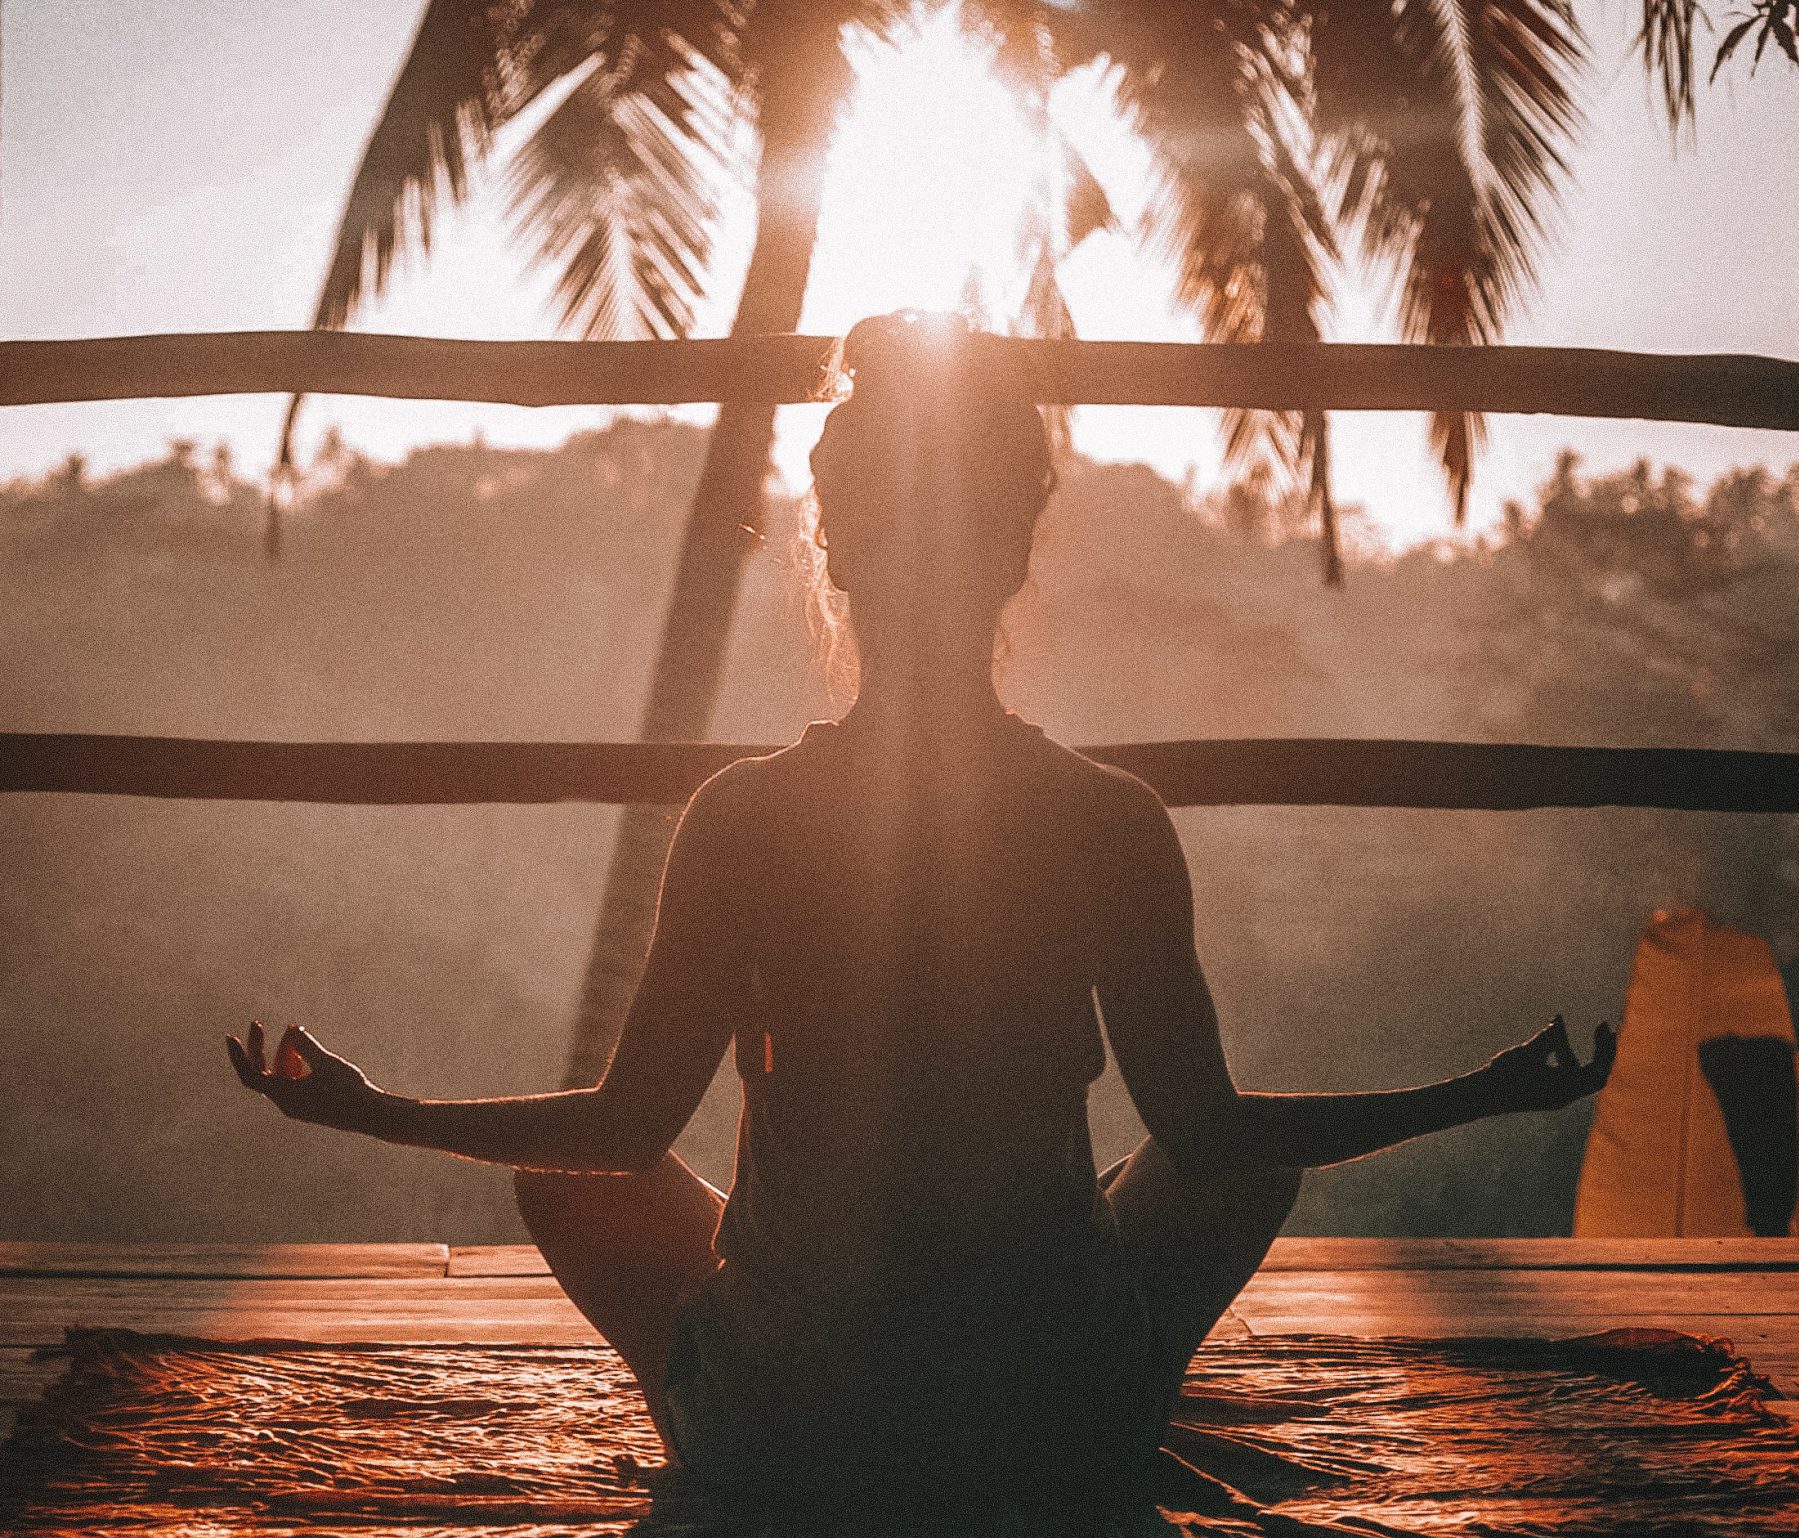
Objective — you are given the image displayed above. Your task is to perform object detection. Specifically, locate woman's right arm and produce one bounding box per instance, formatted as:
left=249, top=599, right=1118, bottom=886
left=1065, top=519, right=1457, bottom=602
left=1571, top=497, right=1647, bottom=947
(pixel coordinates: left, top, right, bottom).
left=226, top=765, right=749, bottom=1174
left=1093, top=776, right=1614, bottom=1177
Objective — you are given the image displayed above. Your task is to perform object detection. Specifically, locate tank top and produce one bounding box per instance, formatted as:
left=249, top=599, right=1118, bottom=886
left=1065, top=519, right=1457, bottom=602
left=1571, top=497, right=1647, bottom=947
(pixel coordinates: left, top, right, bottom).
left=664, top=712, right=1168, bottom=1503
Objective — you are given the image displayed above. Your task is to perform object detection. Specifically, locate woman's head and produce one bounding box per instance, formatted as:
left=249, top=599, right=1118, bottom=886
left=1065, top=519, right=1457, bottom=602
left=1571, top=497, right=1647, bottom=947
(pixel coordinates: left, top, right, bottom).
left=805, top=312, right=1054, bottom=684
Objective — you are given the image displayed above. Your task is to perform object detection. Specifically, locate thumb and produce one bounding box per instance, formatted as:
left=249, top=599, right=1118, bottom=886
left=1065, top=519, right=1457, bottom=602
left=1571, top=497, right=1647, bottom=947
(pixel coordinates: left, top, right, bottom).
left=1545, top=1015, right=1576, bottom=1069
left=1590, top=1020, right=1618, bottom=1082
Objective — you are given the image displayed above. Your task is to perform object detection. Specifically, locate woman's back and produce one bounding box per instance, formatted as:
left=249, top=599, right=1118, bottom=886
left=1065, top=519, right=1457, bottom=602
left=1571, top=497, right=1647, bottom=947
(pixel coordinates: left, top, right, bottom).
left=669, top=710, right=1168, bottom=1501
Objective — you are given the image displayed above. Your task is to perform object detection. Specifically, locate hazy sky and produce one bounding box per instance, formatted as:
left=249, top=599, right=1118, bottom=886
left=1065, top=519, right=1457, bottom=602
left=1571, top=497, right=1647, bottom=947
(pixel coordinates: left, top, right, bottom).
left=2, top=0, right=1796, bottom=546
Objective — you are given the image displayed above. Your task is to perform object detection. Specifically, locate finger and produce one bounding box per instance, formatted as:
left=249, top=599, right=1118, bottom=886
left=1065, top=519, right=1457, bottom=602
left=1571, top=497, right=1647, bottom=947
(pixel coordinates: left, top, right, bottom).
left=248, top=1019, right=268, bottom=1076
left=1546, top=1016, right=1576, bottom=1070
left=226, top=1035, right=262, bottom=1091
left=1591, top=1021, right=1619, bottom=1081
left=275, top=1025, right=313, bottom=1080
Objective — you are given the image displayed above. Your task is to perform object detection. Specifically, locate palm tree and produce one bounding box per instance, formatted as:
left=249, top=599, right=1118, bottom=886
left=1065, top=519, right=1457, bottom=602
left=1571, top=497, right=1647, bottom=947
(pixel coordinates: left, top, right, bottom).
left=286, top=0, right=1775, bottom=1087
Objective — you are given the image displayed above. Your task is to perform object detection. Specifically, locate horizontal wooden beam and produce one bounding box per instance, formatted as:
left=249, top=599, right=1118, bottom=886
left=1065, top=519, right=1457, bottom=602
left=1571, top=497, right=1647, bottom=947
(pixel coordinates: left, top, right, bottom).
left=3, top=332, right=1797, bottom=429
left=1, top=733, right=1792, bottom=812
left=0, top=1242, right=450, bottom=1280
left=444, top=1238, right=1799, bottom=1277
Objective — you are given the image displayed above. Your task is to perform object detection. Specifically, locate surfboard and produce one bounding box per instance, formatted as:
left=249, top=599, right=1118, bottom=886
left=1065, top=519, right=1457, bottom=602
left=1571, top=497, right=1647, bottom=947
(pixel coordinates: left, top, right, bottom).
left=1574, top=907, right=1797, bottom=1238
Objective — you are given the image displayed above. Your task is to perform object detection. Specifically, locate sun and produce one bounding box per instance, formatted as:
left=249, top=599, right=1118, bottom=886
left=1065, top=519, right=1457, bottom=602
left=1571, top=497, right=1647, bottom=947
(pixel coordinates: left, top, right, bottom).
left=800, top=7, right=1053, bottom=335
left=771, top=5, right=1117, bottom=486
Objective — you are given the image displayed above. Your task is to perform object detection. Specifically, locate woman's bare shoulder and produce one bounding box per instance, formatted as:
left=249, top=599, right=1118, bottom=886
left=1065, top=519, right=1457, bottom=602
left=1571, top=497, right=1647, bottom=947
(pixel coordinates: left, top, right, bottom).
left=1042, top=735, right=1171, bottom=830
left=679, top=722, right=832, bottom=830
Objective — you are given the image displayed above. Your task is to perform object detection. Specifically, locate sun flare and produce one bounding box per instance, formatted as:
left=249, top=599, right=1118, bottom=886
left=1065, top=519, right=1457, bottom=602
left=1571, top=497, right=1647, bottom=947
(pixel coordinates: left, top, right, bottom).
left=802, top=8, right=1057, bottom=334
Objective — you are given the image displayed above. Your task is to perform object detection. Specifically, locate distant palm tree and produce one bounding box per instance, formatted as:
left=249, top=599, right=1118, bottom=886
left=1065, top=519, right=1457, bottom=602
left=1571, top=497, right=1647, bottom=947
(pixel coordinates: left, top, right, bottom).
left=286, top=0, right=1776, bottom=1086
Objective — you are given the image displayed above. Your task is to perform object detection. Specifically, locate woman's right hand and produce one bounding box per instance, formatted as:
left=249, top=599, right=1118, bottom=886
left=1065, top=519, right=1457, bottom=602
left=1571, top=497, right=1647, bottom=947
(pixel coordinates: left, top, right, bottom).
left=226, top=1020, right=382, bottom=1133
left=1482, top=1016, right=1618, bottom=1113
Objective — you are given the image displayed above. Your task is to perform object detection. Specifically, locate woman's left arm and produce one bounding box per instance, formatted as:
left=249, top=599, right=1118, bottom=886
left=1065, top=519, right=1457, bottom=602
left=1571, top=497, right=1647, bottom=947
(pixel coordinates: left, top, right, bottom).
left=1223, top=1016, right=1619, bottom=1170
left=1097, top=775, right=1617, bottom=1175
left=226, top=767, right=750, bottom=1175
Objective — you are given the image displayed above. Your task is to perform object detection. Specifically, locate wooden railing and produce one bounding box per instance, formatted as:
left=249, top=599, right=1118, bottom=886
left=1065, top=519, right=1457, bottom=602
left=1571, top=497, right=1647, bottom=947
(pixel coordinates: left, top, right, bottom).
left=0, top=734, right=1792, bottom=813
left=5, top=331, right=1796, bottom=812
left=4, top=332, right=1797, bottom=428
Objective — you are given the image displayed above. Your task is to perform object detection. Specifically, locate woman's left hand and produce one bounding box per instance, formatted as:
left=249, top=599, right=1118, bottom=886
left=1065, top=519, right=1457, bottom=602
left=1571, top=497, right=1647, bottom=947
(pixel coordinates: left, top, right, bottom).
left=1482, top=1016, right=1618, bottom=1113
left=226, top=1020, right=381, bottom=1133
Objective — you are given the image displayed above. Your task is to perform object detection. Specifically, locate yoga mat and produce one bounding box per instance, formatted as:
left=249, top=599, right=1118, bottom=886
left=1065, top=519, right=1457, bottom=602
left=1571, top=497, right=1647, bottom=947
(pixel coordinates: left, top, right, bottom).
left=2, top=1327, right=1795, bottom=1535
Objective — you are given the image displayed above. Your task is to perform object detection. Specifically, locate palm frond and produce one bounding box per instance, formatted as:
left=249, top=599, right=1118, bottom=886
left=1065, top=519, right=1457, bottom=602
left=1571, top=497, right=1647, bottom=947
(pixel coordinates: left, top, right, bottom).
left=506, top=37, right=733, bottom=338
left=1018, top=244, right=1079, bottom=457
left=279, top=1, right=749, bottom=475
left=960, top=2, right=1115, bottom=454
left=1638, top=0, right=1705, bottom=128
left=276, top=0, right=531, bottom=485
left=1063, top=137, right=1119, bottom=247
left=1068, top=5, right=1340, bottom=574
left=960, top=0, right=1059, bottom=94
left=309, top=1, right=743, bottom=333
left=1713, top=2, right=1799, bottom=78
left=311, top=0, right=529, bottom=334
left=1311, top=0, right=1584, bottom=521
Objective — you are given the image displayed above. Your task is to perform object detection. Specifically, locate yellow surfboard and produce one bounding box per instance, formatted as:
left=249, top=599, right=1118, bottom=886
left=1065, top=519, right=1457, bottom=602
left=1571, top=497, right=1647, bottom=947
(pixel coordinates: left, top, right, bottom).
left=1575, top=907, right=1797, bottom=1238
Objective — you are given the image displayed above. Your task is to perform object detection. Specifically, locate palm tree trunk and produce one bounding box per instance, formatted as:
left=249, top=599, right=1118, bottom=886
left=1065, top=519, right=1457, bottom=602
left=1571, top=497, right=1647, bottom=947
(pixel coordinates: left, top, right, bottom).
left=560, top=88, right=832, bottom=1089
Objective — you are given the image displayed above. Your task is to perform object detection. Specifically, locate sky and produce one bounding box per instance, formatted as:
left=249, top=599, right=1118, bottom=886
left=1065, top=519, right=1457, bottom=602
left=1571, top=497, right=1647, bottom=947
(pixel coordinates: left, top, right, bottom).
left=1, top=0, right=1796, bottom=548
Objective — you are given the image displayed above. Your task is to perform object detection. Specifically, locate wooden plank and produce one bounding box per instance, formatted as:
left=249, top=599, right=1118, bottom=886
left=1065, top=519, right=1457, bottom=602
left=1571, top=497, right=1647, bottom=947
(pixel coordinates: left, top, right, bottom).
left=1237, top=1268, right=1799, bottom=1316
left=1207, top=1309, right=1254, bottom=1342
left=1264, top=1237, right=1799, bottom=1271
left=17, top=1239, right=1790, bottom=1280
left=0, top=1242, right=448, bottom=1280
left=11, top=1271, right=1792, bottom=1339
left=0, top=1275, right=597, bottom=1348
left=5, top=333, right=1798, bottom=431
left=5, top=733, right=1796, bottom=813
left=1226, top=1311, right=1799, bottom=1342
left=18, top=1239, right=1789, bottom=1280
left=1231, top=1301, right=1799, bottom=1342
left=449, top=1245, right=548, bottom=1277
left=4, top=1275, right=1789, bottom=1391
left=1233, top=1267, right=1799, bottom=1392
left=452, top=1241, right=1799, bottom=1280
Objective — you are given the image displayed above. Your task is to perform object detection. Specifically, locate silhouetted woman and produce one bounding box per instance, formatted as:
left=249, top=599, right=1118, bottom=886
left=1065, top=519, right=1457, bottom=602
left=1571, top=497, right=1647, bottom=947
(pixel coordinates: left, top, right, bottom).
left=229, top=311, right=1614, bottom=1526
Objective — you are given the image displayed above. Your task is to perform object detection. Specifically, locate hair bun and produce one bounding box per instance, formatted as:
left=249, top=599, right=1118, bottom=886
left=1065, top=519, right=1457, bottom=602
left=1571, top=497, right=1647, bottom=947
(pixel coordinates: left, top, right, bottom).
left=810, top=310, right=1056, bottom=526
left=839, top=310, right=982, bottom=396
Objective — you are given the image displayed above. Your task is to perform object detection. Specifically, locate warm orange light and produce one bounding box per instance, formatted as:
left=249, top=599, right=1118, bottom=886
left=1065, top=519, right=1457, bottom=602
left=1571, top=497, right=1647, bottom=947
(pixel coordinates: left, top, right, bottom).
left=804, top=7, right=1056, bottom=331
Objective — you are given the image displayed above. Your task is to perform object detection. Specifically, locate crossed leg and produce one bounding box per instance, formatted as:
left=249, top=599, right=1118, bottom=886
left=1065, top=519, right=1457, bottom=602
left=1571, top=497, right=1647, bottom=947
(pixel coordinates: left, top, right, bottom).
left=512, top=1153, right=724, bottom=1446
left=516, top=1139, right=1298, bottom=1456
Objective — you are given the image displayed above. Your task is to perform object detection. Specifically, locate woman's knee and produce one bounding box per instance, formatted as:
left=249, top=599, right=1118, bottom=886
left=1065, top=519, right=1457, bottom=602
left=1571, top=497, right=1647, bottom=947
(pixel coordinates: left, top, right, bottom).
left=1137, top=1137, right=1301, bottom=1210
left=1108, top=1140, right=1301, bottom=1257
left=1251, top=1162, right=1303, bottom=1219
left=1188, top=1158, right=1301, bottom=1236
left=512, top=1164, right=567, bottom=1213
left=512, top=1166, right=620, bottom=1246
left=513, top=1158, right=725, bottom=1264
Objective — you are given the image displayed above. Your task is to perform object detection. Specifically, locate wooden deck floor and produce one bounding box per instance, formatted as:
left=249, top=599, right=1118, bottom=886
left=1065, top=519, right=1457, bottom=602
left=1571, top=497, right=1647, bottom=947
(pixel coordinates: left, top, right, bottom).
left=4, top=1238, right=1797, bottom=1437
